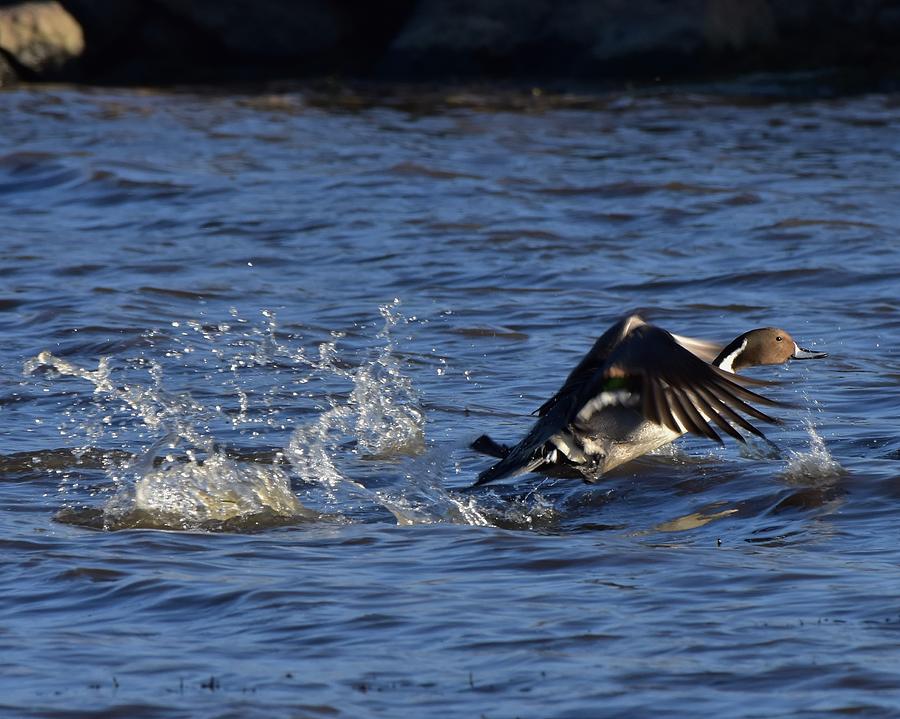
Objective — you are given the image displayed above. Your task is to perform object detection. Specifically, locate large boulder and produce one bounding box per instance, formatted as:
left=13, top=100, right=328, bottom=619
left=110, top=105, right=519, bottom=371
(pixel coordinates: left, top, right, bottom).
left=765, top=0, right=890, bottom=67
left=0, top=1, right=83, bottom=77
left=382, top=0, right=894, bottom=79
left=382, top=0, right=774, bottom=76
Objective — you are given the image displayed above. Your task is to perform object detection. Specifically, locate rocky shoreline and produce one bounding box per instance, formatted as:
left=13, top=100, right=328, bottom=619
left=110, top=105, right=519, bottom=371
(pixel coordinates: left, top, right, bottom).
left=1, top=0, right=899, bottom=90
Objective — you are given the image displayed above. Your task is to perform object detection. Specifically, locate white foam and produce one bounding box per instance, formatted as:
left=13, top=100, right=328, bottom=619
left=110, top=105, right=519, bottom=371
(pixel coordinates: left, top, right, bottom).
left=105, top=454, right=309, bottom=529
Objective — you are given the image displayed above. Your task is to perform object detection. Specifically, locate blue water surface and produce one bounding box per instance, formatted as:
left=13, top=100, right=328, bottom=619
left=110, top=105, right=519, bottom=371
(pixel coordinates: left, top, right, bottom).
left=1, top=84, right=899, bottom=718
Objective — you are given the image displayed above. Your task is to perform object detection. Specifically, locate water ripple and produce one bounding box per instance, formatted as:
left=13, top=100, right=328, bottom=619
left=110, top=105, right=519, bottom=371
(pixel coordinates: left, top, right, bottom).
left=1, top=86, right=900, bottom=718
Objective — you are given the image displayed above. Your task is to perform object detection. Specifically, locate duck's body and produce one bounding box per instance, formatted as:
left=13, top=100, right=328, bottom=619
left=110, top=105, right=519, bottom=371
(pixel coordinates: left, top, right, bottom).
left=473, top=314, right=826, bottom=486
left=558, top=404, right=681, bottom=475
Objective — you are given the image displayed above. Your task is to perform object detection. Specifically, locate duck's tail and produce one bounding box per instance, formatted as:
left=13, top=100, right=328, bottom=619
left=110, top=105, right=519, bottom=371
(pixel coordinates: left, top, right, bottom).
left=470, top=434, right=510, bottom=459
left=471, top=436, right=554, bottom=487
left=470, top=433, right=527, bottom=486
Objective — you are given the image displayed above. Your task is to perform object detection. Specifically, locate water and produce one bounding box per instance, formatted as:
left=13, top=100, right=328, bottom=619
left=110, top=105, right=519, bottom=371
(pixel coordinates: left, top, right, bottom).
left=1, top=83, right=899, bottom=717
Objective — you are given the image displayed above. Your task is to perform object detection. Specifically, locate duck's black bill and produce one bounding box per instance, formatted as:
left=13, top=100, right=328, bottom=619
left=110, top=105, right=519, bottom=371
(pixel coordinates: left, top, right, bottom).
left=792, top=346, right=827, bottom=360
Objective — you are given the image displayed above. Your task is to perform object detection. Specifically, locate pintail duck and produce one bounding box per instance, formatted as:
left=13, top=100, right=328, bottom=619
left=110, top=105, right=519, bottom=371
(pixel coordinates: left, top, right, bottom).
left=472, top=314, right=826, bottom=486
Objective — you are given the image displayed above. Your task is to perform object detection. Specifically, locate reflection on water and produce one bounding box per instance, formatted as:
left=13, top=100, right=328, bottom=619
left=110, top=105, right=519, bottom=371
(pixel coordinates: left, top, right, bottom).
left=1, top=85, right=900, bottom=717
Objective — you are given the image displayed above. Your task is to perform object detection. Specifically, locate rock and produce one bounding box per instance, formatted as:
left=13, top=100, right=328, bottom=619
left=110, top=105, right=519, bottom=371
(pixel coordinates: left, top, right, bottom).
left=56, top=0, right=142, bottom=56
left=703, top=0, right=776, bottom=53
left=568, top=0, right=711, bottom=63
left=383, top=0, right=553, bottom=75
left=153, top=0, right=344, bottom=58
left=384, top=0, right=728, bottom=77
left=2, top=0, right=898, bottom=86
left=57, top=0, right=232, bottom=83
left=383, top=0, right=900, bottom=79
left=56, top=0, right=414, bottom=82
left=0, top=51, right=16, bottom=85
left=0, top=1, right=83, bottom=77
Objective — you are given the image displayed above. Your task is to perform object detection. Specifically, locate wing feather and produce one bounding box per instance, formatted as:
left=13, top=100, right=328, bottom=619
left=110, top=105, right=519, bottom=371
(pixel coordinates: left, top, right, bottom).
left=707, top=377, right=782, bottom=424
left=692, top=383, right=771, bottom=437
left=684, top=387, right=749, bottom=442
left=671, top=388, right=722, bottom=443
left=670, top=332, right=724, bottom=363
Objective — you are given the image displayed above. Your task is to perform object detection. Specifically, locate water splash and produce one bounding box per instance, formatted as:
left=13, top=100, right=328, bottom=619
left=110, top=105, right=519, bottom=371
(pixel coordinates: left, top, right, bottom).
left=25, top=301, right=492, bottom=530
left=352, top=302, right=425, bottom=458
left=372, top=445, right=490, bottom=526
left=284, top=300, right=488, bottom=525
left=104, top=454, right=314, bottom=531
left=782, top=419, right=843, bottom=483
left=284, top=301, right=425, bottom=501
left=25, top=350, right=310, bottom=530
left=482, top=489, right=560, bottom=531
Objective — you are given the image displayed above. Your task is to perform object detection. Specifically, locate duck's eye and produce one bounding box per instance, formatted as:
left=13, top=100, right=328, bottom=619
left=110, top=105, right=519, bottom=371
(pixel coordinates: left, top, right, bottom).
left=776, top=336, right=783, bottom=342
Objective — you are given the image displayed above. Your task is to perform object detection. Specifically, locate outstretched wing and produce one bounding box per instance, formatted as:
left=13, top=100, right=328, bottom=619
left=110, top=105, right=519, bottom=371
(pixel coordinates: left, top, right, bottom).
left=474, top=318, right=783, bottom=486
left=591, top=324, right=782, bottom=445
left=475, top=315, right=642, bottom=486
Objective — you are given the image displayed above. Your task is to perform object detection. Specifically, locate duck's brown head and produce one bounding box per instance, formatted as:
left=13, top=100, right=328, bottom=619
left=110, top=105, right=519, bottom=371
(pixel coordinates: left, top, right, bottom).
left=714, top=328, right=827, bottom=372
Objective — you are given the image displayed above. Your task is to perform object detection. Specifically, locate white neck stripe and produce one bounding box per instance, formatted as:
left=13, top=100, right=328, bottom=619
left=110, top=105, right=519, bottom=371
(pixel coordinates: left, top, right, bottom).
left=717, top=339, right=747, bottom=373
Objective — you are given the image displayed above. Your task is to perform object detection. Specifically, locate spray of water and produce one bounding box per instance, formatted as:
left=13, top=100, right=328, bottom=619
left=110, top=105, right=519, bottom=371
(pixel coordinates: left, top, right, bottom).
left=782, top=418, right=843, bottom=483
left=284, top=300, right=488, bottom=526
left=25, top=301, right=491, bottom=530
left=24, top=349, right=309, bottom=529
